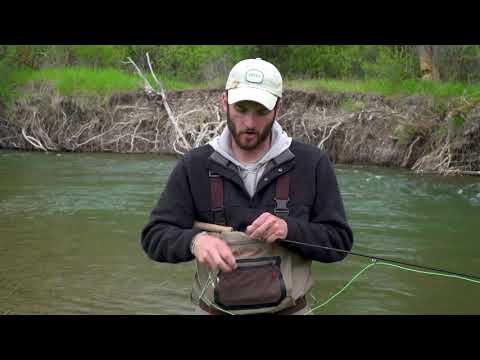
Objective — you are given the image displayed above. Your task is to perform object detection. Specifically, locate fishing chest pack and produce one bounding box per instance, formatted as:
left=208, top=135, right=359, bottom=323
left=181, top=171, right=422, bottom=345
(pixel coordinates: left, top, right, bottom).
left=190, top=172, right=313, bottom=315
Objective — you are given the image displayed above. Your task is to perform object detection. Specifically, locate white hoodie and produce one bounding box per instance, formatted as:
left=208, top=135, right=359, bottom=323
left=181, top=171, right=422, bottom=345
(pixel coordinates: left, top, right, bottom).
left=208, top=121, right=292, bottom=198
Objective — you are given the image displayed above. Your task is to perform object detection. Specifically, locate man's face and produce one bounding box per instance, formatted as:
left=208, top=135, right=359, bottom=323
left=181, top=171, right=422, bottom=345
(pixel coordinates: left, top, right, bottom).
left=222, top=95, right=277, bottom=151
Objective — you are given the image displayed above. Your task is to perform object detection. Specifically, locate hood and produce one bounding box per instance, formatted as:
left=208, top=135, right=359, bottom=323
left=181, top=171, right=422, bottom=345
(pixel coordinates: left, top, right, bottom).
left=208, top=121, right=292, bottom=170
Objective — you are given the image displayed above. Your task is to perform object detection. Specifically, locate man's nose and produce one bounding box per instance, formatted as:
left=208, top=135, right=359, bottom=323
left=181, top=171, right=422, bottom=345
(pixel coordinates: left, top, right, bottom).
left=242, top=112, right=257, bottom=128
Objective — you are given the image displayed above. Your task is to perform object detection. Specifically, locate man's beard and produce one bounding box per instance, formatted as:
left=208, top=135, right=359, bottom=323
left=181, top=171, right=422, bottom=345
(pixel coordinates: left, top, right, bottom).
left=227, top=116, right=274, bottom=151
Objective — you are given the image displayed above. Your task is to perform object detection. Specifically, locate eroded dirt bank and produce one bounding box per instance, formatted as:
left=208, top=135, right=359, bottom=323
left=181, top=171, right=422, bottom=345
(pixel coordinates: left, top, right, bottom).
left=1, top=86, right=479, bottom=174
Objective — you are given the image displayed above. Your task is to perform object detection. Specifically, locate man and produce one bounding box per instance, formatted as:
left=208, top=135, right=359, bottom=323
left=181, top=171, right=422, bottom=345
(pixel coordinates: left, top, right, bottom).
left=141, top=58, right=353, bottom=315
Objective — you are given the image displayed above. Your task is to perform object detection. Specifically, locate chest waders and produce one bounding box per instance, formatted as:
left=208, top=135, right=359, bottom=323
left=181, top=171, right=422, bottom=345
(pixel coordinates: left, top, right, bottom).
left=191, top=171, right=313, bottom=315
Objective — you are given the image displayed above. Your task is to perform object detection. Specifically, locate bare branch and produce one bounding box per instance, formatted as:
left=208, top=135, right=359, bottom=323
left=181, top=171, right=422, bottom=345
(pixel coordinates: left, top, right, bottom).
left=126, top=57, right=155, bottom=96
left=21, top=128, right=47, bottom=152
left=317, top=121, right=344, bottom=150
left=146, top=52, right=165, bottom=98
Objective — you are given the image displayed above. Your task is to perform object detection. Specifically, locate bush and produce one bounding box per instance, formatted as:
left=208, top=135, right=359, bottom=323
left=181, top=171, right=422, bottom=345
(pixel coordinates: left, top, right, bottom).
left=123, top=45, right=236, bottom=83
left=0, top=46, right=19, bottom=107
left=437, top=45, right=480, bottom=83
left=2, top=45, right=479, bottom=93
left=361, top=46, right=419, bottom=82
left=70, top=46, right=128, bottom=68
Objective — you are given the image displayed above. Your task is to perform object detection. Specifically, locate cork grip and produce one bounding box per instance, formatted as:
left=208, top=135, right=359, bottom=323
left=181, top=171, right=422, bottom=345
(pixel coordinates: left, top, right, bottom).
left=193, top=221, right=233, bottom=233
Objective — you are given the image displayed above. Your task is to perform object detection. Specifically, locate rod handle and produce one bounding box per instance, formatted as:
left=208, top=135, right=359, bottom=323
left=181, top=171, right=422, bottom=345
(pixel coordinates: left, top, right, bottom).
left=193, top=221, right=233, bottom=233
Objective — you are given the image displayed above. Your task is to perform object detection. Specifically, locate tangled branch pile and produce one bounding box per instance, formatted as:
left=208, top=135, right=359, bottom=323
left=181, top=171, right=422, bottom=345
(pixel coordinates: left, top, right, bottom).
left=411, top=97, right=480, bottom=175
left=279, top=93, right=439, bottom=168
left=2, top=83, right=172, bottom=153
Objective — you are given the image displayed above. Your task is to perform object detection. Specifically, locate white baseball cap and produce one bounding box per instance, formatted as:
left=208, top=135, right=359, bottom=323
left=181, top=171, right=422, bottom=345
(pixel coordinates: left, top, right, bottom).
left=225, top=58, right=282, bottom=111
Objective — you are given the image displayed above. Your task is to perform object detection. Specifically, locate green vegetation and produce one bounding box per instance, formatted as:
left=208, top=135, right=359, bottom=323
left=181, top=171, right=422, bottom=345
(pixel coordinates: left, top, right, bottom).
left=12, top=67, right=139, bottom=96
left=2, top=45, right=480, bottom=108
left=394, top=122, right=421, bottom=145
left=0, top=46, right=17, bottom=106
left=8, top=67, right=480, bottom=103
left=339, top=98, right=365, bottom=112
left=286, top=78, right=480, bottom=98
left=11, top=67, right=203, bottom=97
left=453, top=114, right=466, bottom=128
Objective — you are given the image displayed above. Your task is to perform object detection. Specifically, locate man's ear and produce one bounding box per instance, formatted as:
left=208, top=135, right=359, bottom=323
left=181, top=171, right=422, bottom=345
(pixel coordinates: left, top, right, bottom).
left=275, top=98, right=282, bottom=113
left=221, top=92, right=228, bottom=112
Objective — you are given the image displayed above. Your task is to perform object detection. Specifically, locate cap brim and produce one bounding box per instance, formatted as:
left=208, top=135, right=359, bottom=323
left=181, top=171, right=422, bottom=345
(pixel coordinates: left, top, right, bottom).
left=227, top=87, right=278, bottom=111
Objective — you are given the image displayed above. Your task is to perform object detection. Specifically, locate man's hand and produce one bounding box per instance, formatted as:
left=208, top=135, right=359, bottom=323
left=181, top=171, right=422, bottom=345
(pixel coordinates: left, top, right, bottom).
left=192, top=234, right=237, bottom=272
left=246, top=212, right=288, bottom=243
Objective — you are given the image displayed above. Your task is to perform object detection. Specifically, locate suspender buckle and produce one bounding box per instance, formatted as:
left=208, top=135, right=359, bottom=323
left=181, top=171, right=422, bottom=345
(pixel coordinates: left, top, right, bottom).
left=274, top=198, right=290, bottom=217
left=212, top=208, right=226, bottom=225
left=208, top=170, right=221, bottom=178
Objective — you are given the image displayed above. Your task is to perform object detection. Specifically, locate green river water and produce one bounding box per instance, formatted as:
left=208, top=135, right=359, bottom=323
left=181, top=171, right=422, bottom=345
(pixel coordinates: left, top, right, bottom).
left=1, top=150, right=479, bottom=314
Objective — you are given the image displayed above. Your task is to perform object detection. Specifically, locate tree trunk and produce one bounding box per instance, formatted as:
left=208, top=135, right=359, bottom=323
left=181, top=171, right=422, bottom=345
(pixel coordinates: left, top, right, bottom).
left=417, top=45, right=441, bottom=81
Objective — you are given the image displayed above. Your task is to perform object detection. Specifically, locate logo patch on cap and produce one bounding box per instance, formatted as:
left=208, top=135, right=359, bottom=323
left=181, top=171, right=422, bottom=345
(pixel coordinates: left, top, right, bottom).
left=245, top=69, right=264, bottom=83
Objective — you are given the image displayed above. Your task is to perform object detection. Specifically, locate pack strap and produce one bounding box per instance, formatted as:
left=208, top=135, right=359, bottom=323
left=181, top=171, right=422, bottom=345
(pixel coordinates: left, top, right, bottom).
left=209, top=170, right=226, bottom=225
left=209, top=170, right=289, bottom=224
left=274, top=174, right=290, bottom=218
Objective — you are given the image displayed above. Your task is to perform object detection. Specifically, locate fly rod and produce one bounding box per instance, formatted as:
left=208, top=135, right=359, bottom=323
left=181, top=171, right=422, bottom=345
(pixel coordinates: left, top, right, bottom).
left=279, top=239, right=480, bottom=282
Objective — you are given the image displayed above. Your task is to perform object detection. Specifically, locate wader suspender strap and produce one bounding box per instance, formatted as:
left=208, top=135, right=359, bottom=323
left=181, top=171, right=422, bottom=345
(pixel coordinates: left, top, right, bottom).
left=209, top=170, right=226, bottom=226
left=209, top=171, right=290, bottom=225
left=274, top=174, right=290, bottom=218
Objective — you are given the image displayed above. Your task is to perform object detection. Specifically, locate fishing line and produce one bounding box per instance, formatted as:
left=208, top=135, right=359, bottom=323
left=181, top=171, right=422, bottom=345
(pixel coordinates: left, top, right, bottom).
left=305, top=259, right=480, bottom=314
left=197, top=271, right=235, bottom=315
left=279, top=239, right=480, bottom=282
left=305, top=260, right=377, bottom=314
left=278, top=239, right=480, bottom=314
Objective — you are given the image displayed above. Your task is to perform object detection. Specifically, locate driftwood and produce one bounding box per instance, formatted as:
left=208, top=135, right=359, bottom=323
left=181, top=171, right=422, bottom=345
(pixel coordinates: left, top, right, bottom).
left=21, top=127, right=48, bottom=152
left=126, top=54, right=190, bottom=154
left=126, top=53, right=225, bottom=155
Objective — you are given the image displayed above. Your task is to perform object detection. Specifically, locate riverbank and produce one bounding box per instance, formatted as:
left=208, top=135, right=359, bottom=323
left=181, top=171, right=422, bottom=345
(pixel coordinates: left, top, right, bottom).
left=1, top=85, right=479, bottom=175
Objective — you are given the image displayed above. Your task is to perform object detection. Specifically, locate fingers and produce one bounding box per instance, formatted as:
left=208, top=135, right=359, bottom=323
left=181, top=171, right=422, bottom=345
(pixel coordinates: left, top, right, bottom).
left=210, top=251, right=234, bottom=273
left=195, top=235, right=236, bottom=272
left=246, top=212, right=271, bottom=237
left=248, top=217, right=275, bottom=240
left=216, top=243, right=237, bottom=271
left=265, top=230, right=281, bottom=243
left=246, top=212, right=288, bottom=242
left=259, top=221, right=284, bottom=243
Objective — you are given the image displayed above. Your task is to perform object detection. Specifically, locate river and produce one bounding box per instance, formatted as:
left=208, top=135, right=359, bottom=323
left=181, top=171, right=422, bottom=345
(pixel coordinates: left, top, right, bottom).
left=1, top=150, right=479, bottom=314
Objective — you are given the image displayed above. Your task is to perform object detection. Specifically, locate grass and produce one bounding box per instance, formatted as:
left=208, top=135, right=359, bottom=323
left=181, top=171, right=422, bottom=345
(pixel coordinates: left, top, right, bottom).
left=5, top=67, right=480, bottom=102
left=9, top=66, right=205, bottom=98
left=285, top=78, right=480, bottom=99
